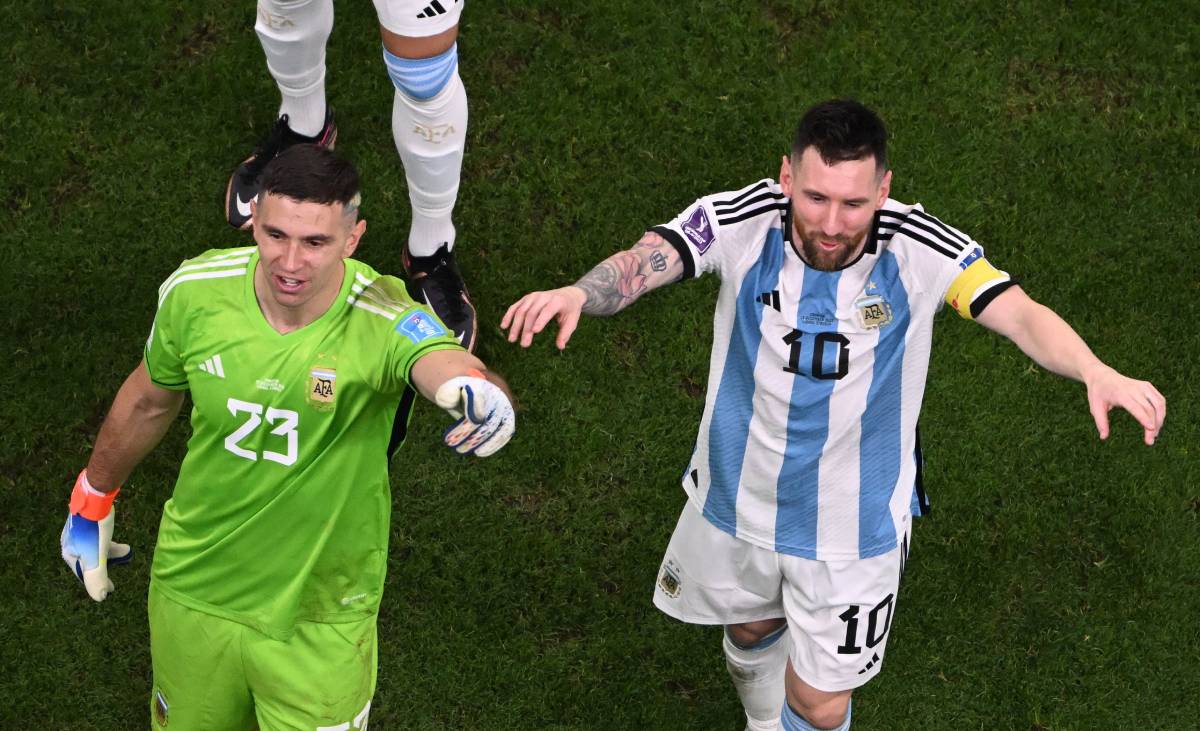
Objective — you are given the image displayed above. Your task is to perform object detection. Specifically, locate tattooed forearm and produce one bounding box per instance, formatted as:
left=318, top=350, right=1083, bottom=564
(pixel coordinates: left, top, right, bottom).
left=574, top=232, right=684, bottom=316
left=575, top=252, right=643, bottom=316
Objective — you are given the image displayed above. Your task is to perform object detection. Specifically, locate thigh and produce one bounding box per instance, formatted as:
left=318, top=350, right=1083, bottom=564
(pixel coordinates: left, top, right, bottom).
left=780, top=522, right=911, bottom=693
left=653, top=502, right=786, bottom=625
left=148, top=585, right=256, bottom=731
left=247, top=614, right=378, bottom=731
left=373, top=0, right=462, bottom=37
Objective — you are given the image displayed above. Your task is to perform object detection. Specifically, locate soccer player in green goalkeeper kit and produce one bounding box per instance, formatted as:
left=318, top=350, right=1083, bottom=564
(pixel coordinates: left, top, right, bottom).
left=60, top=144, right=514, bottom=731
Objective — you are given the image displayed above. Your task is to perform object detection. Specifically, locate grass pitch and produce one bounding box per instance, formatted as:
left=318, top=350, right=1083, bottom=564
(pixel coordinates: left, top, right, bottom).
left=2, top=1, right=1198, bottom=728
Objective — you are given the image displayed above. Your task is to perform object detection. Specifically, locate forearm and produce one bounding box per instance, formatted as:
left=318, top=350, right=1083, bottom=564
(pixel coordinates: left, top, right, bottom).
left=410, top=349, right=513, bottom=404
left=573, top=233, right=683, bottom=316
left=85, top=367, right=184, bottom=491
left=1005, top=301, right=1106, bottom=382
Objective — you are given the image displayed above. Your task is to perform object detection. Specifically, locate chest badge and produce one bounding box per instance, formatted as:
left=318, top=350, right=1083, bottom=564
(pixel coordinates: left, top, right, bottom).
left=308, top=367, right=337, bottom=410
left=855, top=293, right=893, bottom=330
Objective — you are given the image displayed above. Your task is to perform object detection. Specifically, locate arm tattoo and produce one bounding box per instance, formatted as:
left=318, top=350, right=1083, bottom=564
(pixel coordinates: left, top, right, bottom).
left=574, top=233, right=682, bottom=316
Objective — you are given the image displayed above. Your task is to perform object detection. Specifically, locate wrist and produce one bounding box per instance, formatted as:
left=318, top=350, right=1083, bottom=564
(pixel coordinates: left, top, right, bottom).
left=1078, top=360, right=1111, bottom=387
left=69, top=470, right=120, bottom=520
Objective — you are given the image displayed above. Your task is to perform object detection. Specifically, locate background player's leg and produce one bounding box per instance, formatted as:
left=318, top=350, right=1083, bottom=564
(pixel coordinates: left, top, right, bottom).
left=379, top=20, right=475, bottom=350
left=256, top=0, right=333, bottom=137
left=725, top=619, right=790, bottom=731
left=227, top=0, right=337, bottom=229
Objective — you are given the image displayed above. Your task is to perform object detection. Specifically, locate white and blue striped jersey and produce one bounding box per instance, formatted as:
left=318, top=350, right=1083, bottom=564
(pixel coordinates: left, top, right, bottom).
left=652, top=179, right=1014, bottom=561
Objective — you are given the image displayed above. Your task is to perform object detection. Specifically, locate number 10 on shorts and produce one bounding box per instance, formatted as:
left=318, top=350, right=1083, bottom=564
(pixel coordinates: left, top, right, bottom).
left=836, top=593, right=895, bottom=654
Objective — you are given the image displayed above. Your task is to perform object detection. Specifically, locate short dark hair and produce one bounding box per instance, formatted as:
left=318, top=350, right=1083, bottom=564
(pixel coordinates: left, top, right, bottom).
left=792, top=99, right=888, bottom=174
left=259, top=144, right=361, bottom=213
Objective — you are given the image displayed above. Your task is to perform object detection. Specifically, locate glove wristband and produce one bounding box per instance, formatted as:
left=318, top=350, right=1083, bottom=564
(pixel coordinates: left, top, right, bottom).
left=465, top=368, right=485, bottom=380
left=69, top=470, right=120, bottom=521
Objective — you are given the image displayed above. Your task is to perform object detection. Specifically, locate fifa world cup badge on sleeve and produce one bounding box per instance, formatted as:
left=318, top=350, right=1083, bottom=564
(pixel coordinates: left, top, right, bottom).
left=681, top=206, right=715, bottom=254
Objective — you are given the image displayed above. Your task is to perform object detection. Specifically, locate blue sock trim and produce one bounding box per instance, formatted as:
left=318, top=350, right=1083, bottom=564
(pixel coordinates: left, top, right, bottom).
left=781, top=698, right=852, bottom=731
left=726, top=623, right=787, bottom=651
left=383, top=43, right=457, bottom=100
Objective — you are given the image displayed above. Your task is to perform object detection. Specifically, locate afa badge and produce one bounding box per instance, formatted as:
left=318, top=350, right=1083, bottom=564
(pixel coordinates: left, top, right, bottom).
left=308, top=367, right=337, bottom=410
left=657, top=559, right=683, bottom=599
left=855, top=294, right=893, bottom=330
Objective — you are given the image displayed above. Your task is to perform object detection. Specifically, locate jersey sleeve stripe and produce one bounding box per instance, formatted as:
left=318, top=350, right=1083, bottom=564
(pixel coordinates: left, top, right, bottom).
left=651, top=225, right=696, bottom=280
left=711, top=180, right=770, bottom=208
left=158, top=268, right=248, bottom=308
left=894, top=226, right=960, bottom=259
left=899, top=218, right=966, bottom=254
left=910, top=210, right=971, bottom=249
left=713, top=191, right=786, bottom=215
left=349, top=299, right=398, bottom=320
left=158, top=258, right=252, bottom=297
left=716, top=202, right=788, bottom=226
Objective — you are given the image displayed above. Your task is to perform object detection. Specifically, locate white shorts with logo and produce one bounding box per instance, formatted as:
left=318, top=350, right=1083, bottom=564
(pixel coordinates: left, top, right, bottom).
left=372, top=0, right=463, bottom=37
left=653, top=502, right=911, bottom=693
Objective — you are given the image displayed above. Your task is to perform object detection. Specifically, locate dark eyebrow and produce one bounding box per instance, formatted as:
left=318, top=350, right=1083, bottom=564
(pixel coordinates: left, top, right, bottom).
left=800, top=187, right=870, bottom=205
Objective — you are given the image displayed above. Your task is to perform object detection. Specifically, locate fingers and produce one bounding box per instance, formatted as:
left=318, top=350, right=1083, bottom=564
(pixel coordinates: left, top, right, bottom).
left=108, top=541, right=133, bottom=566
left=556, top=309, right=581, bottom=350
left=82, top=566, right=113, bottom=602
left=1088, top=392, right=1111, bottom=441
left=503, top=290, right=580, bottom=348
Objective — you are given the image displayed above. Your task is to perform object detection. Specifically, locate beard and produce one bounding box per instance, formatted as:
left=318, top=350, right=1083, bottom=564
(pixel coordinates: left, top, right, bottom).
left=797, top=225, right=869, bottom=272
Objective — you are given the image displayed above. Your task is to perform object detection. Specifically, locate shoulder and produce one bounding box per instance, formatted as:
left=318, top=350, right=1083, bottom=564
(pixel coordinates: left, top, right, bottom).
left=344, top=261, right=422, bottom=325
left=708, top=179, right=787, bottom=225
left=156, top=246, right=255, bottom=309
left=876, top=199, right=973, bottom=263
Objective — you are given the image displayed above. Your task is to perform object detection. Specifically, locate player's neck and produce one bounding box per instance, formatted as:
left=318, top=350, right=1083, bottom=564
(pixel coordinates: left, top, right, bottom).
left=253, top=261, right=344, bottom=335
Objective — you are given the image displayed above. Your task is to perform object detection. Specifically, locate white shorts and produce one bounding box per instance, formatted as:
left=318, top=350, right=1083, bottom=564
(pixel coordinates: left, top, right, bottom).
left=653, top=503, right=911, bottom=693
left=372, top=0, right=463, bottom=37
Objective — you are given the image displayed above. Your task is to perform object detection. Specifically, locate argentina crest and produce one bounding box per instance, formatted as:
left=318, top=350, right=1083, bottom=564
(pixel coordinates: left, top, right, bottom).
left=854, top=292, right=893, bottom=330
left=308, top=364, right=337, bottom=411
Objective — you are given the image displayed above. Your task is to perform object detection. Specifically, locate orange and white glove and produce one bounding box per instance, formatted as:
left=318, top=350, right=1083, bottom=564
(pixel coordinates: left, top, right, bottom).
left=434, top=369, right=515, bottom=457
left=60, top=470, right=132, bottom=601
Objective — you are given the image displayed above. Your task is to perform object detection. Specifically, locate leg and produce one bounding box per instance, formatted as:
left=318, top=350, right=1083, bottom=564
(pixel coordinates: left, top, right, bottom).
left=226, top=0, right=338, bottom=228
left=725, top=618, right=790, bottom=731
left=776, top=518, right=912, bottom=730
left=246, top=613, right=377, bottom=731
left=147, top=584, right=257, bottom=730
left=653, top=504, right=788, bottom=731
left=373, top=0, right=475, bottom=349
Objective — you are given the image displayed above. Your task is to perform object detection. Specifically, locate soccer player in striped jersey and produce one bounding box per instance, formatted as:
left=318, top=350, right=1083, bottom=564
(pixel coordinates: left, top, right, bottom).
left=61, top=145, right=514, bottom=731
left=502, top=100, right=1165, bottom=730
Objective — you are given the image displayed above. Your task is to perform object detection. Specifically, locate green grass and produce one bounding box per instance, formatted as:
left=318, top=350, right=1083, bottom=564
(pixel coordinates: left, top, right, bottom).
left=3, top=0, right=1198, bottom=728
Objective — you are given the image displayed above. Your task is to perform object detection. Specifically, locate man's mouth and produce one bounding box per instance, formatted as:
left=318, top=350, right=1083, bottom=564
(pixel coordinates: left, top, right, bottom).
left=274, top=274, right=305, bottom=294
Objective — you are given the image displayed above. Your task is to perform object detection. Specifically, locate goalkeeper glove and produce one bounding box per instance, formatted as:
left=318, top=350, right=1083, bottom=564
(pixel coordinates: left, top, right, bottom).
left=60, top=470, right=132, bottom=601
left=434, top=369, right=515, bottom=457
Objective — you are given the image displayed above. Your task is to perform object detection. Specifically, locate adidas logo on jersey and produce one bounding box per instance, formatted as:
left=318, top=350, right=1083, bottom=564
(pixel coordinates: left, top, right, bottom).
left=415, top=0, right=456, bottom=18
left=198, top=354, right=225, bottom=378
left=758, top=290, right=781, bottom=312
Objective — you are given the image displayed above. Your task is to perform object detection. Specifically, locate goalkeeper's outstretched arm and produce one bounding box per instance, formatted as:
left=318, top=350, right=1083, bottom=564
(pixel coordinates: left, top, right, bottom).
left=501, top=231, right=685, bottom=350
left=86, top=359, right=186, bottom=492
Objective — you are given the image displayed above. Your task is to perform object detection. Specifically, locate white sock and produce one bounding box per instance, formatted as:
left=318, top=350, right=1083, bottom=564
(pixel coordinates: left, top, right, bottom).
left=255, top=0, right=332, bottom=137
left=725, top=627, right=790, bottom=730
left=391, top=70, right=466, bottom=256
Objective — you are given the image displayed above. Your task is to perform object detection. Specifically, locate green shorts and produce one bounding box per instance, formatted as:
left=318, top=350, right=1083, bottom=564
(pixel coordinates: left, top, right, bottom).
left=148, top=583, right=376, bottom=731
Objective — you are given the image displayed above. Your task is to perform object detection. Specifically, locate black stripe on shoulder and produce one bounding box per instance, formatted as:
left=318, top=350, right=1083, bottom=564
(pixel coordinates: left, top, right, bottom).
left=651, top=225, right=696, bottom=280
left=711, top=181, right=769, bottom=209
left=717, top=202, right=788, bottom=226
left=895, top=225, right=960, bottom=258
left=969, top=278, right=1020, bottom=318
left=713, top=190, right=786, bottom=215
left=910, top=210, right=970, bottom=249
left=902, top=216, right=966, bottom=254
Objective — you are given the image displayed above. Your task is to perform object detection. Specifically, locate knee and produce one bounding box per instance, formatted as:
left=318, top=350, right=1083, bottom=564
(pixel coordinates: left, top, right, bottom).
left=726, top=618, right=787, bottom=649
left=383, top=42, right=458, bottom=101
left=786, top=687, right=851, bottom=730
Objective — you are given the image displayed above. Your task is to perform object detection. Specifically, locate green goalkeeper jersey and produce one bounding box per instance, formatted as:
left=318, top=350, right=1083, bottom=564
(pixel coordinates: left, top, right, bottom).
left=144, top=246, right=463, bottom=639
